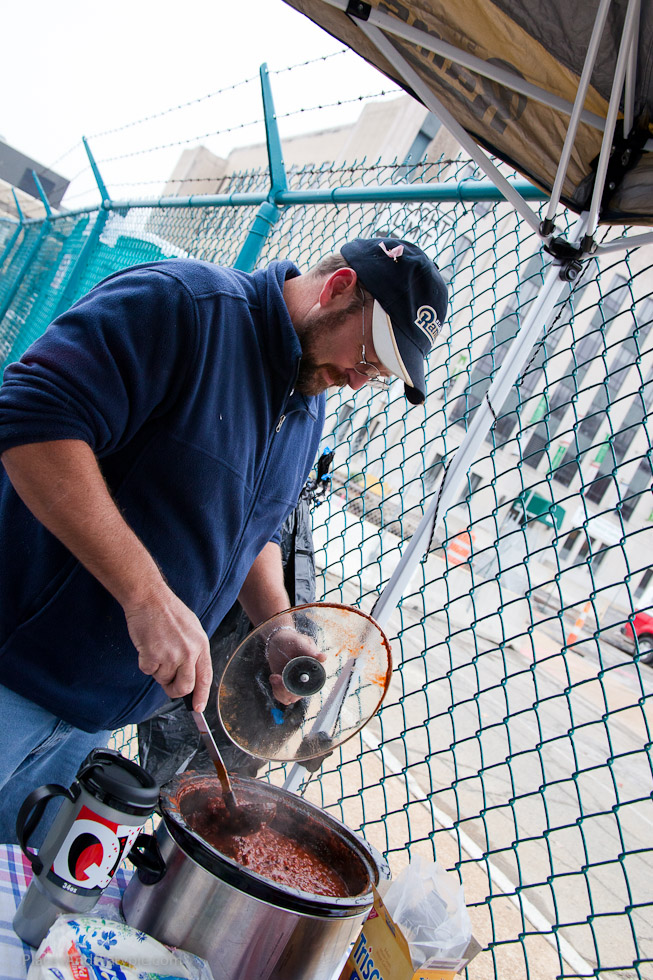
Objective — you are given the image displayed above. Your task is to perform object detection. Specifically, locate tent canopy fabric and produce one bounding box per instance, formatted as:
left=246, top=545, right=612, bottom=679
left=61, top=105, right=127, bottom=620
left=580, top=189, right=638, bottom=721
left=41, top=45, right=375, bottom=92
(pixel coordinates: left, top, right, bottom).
left=283, top=0, right=653, bottom=226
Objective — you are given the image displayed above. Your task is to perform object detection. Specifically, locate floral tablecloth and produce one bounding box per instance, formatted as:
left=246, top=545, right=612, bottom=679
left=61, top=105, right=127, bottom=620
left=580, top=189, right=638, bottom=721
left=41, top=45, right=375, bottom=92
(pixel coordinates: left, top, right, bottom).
left=0, top=844, right=131, bottom=980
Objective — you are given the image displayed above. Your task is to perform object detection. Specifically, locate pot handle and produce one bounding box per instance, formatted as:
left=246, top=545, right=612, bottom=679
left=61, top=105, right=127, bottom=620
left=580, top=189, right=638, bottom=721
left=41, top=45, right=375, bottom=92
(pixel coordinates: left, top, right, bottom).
left=128, top=832, right=167, bottom=885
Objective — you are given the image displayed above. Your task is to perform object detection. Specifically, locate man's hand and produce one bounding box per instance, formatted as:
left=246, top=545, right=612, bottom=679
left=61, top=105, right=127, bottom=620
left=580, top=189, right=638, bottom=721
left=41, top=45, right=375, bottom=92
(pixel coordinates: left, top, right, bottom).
left=124, top=584, right=213, bottom=712
left=265, top=627, right=327, bottom=706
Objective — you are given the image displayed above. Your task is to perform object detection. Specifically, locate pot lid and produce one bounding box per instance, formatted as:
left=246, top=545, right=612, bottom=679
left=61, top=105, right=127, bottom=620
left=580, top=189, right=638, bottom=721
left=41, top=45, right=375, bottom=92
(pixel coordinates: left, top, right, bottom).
left=217, top=603, right=392, bottom=762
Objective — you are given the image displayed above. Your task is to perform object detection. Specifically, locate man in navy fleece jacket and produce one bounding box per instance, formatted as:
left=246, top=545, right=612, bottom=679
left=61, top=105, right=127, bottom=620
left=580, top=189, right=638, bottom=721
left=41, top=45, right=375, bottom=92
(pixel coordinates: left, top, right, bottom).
left=0, top=238, right=447, bottom=842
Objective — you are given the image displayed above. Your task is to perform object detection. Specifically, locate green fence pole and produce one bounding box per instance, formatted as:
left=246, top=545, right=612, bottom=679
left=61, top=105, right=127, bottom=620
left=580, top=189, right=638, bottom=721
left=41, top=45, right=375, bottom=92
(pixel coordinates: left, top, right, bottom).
left=50, top=210, right=109, bottom=321
left=46, top=137, right=113, bottom=321
left=82, top=136, right=111, bottom=207
left=31, top=170, right=53, bottom=218
left=100, top=180, right=547, bottom=214
left=233, top=64, right=288, bottom=272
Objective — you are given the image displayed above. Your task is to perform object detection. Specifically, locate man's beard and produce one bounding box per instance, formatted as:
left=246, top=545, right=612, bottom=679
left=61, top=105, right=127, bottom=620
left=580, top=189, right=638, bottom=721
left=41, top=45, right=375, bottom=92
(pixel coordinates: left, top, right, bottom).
left=294, top=301, right=359, bottom=397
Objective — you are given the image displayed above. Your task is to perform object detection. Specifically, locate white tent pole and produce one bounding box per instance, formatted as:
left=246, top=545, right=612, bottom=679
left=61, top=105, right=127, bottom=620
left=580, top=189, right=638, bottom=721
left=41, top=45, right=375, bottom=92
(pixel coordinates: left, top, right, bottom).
left=354, top=18, right=543, bottom=235
left=369, top=216, right=589, bottom=629
left=544, top=0, right=613, bottom=225
left=595, top=230, right=653, bottom=253
left=284, top=214, right=589, bottom=795
left=623, top=0, right=641, bottom=133
left=320, top=0, right=606, bottom=132
left=586, top=0, right=642, bottom=234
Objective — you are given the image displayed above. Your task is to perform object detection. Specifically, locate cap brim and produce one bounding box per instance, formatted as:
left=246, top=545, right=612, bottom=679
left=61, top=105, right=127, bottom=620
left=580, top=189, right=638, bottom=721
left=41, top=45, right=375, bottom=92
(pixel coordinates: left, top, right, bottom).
left=372, top=300, right=426, bottom=404
left=371, top=301, right=412, bottom=385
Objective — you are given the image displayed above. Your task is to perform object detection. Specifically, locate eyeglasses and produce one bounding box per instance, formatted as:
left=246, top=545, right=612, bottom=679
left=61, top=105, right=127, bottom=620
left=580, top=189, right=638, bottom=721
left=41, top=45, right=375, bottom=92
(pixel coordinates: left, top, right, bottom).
left=353, top=296, right=390, bottom=391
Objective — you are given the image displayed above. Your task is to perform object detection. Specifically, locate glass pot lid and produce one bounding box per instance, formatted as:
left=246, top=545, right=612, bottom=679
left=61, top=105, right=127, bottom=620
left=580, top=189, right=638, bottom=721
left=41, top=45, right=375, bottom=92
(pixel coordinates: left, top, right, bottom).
left=217, top=603, right=392, bottom=763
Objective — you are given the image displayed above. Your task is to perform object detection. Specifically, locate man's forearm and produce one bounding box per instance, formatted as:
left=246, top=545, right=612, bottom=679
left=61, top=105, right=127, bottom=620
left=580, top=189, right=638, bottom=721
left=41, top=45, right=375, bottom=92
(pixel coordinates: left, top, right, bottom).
left=238, top=540, right=327, bottom=707
left=238, top=540, right=291, bottom=626
left=3, top=440, right=164, bottom=607
left=1, top=439, right=212, bottom=710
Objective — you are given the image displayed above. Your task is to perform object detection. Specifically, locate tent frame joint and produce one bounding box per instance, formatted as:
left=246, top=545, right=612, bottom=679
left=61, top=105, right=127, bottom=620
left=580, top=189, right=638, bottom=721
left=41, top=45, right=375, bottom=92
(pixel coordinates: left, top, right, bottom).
left=345, top=0, right=371, bottom=19
left=542, top=236, right=587, bottom=281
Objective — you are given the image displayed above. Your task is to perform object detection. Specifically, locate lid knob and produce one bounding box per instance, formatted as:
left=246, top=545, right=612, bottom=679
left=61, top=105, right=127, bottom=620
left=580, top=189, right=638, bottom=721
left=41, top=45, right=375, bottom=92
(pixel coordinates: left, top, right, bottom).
left=281, top=656, right=327, bottom=696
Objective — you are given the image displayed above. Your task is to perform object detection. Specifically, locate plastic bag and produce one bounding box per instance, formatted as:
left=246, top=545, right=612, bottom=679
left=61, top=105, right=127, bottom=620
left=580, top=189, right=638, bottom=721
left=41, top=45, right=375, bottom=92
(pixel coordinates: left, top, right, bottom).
left=27, top=914, right=214, bottom=980
left=383, top=855, right=472, bottom=967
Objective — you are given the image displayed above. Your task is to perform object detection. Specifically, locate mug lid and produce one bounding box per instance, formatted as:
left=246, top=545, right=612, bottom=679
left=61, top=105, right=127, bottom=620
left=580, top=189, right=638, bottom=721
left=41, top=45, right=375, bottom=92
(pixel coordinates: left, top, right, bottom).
left=78, top=748, right=159, bottom=814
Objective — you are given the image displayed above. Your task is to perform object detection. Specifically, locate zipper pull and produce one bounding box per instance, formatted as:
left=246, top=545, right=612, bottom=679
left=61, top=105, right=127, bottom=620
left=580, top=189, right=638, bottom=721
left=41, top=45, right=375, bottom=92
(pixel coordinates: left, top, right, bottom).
left=276, top=414, right=286, bottom=433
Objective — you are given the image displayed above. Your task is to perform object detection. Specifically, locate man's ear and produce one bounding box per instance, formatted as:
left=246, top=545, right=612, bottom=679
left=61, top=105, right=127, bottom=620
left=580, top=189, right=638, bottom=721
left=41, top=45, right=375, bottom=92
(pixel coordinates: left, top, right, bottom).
left=318, top=267, right=357, bottom=308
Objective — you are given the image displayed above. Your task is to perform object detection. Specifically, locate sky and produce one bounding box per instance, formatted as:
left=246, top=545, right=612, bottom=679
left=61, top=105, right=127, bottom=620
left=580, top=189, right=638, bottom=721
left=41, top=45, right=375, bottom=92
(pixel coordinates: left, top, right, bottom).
left=1, top=0, right=402, bottom=208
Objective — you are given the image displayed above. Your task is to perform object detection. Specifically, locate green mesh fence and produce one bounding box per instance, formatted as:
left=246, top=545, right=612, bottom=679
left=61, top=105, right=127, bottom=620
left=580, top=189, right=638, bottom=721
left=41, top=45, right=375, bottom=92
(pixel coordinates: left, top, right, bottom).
left=1, top=157, right=651, bottom=980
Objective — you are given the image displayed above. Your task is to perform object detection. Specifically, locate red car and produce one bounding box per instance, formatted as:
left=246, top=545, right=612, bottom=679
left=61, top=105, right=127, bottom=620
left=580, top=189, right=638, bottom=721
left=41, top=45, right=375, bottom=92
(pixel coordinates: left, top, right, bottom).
left=622, top=611, right=653, bottom=665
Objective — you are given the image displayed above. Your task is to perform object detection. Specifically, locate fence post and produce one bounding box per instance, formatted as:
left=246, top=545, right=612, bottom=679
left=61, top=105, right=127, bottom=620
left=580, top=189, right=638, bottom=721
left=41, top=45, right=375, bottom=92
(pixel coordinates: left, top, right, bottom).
left=82, top=136, right=111, bottom=207
left=48, top=138, right=113, bottom=321
left=233, top=63, right=287, bottom=272
left=0, top=188, right=52, bottom=328
left=31, top=170, right=53, bottom=219
left=0, top=193, right=24, bottom=272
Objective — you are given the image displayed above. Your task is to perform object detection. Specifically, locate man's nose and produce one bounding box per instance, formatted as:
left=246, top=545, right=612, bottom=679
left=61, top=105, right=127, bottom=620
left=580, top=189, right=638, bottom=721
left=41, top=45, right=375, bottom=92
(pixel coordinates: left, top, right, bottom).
left=346, top=370, right=368, bottom=391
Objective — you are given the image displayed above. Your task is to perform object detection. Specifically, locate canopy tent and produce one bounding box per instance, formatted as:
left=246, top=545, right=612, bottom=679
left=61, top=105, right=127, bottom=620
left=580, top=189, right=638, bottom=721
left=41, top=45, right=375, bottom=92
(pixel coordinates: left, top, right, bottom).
left=283, top=0, right=653, bottom=235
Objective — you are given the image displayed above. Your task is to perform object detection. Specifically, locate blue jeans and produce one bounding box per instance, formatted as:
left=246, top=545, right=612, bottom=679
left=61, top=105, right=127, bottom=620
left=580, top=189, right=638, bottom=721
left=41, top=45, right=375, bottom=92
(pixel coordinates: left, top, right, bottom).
left=0, top=685, right=110, bottom=846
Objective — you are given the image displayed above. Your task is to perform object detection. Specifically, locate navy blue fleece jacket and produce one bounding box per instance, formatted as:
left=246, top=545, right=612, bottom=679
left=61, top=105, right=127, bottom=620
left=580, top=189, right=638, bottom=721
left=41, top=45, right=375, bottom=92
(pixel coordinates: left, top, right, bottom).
left=0, top=258, right=324, bottom=732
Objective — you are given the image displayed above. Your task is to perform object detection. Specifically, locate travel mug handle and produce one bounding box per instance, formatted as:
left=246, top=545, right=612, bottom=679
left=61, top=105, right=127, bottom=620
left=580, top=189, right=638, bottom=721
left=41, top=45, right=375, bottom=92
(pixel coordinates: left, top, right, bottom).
left=16, top=783, right=76, bottom=875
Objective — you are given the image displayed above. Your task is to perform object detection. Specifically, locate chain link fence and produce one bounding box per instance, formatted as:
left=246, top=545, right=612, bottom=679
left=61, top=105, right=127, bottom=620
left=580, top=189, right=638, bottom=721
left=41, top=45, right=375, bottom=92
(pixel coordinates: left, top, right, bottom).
left=1, top=156, right=651, bottom=979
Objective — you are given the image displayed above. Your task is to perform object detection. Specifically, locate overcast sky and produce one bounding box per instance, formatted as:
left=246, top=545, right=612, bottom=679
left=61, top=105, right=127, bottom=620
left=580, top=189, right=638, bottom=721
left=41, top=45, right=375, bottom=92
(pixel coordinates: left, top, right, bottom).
left=1, top=0, right=401, bottom=206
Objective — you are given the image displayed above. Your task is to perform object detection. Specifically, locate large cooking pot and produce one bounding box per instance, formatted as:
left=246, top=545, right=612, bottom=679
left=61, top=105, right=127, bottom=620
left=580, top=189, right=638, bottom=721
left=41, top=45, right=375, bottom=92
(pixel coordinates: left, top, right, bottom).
left=122, top=773, right=388, bottom=980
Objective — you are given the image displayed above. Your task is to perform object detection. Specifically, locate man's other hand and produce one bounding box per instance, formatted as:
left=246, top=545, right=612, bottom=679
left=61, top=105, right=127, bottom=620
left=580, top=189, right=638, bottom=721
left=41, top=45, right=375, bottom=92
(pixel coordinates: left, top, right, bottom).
left=265, top=627, right=327, bottom=706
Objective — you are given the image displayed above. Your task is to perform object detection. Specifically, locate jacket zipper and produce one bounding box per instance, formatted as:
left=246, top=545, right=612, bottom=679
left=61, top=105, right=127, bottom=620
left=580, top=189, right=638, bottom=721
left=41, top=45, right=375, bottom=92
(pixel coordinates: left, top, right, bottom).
left=200, top=364, right=305, bottom=621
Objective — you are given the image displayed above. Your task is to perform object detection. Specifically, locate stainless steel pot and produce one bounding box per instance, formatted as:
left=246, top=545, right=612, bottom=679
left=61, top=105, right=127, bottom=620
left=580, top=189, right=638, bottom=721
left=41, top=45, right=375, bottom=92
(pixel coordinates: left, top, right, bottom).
left=122, top=773, right=388, bottom=980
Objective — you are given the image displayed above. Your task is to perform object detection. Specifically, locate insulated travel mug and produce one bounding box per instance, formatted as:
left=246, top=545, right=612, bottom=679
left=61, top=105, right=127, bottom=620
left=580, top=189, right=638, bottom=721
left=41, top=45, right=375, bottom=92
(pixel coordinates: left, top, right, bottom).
left=13, top=747, right=158, bottom=947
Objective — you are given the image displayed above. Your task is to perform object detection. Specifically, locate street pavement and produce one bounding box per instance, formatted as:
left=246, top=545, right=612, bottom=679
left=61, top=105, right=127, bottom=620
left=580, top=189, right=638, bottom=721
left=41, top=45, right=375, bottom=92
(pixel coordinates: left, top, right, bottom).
left=313, top=573, right=653, bottom=978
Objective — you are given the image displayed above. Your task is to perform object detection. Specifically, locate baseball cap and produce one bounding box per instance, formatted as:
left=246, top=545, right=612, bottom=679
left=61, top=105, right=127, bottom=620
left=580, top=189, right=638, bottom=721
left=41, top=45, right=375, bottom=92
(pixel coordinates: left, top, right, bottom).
left=340, top=238, right=448, bottom=405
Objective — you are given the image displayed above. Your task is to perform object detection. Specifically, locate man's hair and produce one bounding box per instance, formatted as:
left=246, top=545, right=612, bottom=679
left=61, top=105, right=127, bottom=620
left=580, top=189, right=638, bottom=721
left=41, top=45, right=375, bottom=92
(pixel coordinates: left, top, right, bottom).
left=308, top=251, right=372, bottom=307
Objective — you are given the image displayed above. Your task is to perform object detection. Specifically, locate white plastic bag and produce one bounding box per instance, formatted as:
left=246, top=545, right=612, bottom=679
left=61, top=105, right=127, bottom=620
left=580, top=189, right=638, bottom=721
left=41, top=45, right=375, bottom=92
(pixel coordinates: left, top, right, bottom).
left=27, top=914, right=214, bottom=980
left=383, top=855, right=472, bottom=967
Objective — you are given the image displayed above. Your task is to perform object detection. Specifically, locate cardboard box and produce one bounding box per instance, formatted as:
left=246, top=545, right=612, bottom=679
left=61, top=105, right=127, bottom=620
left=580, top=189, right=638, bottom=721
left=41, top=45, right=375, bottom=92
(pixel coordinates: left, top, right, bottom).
left=339, top=886, right=480, bottom=980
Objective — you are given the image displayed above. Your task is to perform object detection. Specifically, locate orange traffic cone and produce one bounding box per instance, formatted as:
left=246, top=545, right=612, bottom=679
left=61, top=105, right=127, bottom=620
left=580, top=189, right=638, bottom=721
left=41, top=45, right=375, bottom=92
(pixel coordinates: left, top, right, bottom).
left=567, top=600, right=592, bottom=646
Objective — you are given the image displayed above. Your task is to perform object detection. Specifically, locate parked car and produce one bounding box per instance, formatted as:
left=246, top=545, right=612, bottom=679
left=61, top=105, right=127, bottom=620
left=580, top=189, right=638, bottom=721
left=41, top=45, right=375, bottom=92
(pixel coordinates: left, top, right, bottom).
left=622, top=611, right=653, bottom=665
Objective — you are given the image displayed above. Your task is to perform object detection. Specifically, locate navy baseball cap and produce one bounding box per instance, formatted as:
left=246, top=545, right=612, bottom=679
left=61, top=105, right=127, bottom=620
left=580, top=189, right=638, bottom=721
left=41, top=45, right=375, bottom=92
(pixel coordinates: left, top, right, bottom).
left=340, top=238, right=448, bottom=405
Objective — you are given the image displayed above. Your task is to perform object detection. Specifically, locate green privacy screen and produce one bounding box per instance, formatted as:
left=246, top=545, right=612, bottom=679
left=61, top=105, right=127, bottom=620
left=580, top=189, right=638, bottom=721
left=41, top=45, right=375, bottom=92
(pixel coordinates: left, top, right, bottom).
left=1, top=155, right=651, bottom=979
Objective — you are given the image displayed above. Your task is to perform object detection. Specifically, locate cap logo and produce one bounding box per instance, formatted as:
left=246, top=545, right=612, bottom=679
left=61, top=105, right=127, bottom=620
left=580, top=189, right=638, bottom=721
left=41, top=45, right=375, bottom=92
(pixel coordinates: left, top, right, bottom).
left=379, top=241, right=405, bottom=261
left=414, top=305, right=442, bottom=347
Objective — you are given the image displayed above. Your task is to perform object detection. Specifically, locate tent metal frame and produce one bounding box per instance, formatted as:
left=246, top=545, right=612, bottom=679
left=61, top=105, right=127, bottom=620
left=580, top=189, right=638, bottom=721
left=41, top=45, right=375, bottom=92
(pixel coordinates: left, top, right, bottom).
left=319, top=0, right=652, bottom=250
left=284, top=0, right=652, bottom=792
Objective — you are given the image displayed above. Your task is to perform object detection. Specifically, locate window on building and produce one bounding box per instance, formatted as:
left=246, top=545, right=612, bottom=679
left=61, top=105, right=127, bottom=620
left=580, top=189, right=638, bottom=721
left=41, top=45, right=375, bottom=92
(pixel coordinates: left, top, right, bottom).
left=620, top=456, right=653, bottom=521
left=458, top=471, right=482, bottom=503
left=575, top=535, right=607, bottom=567
left=560, top=529, right=581, bottom=558
left=635, top=569, right=653, bottom=601
left=423, top=452, right=444, bottom=493
left=524, top=280, right=618, bottom=470
left=352, top=418, right=381, bottom=454
left=584, top=472, right=612, bottom=504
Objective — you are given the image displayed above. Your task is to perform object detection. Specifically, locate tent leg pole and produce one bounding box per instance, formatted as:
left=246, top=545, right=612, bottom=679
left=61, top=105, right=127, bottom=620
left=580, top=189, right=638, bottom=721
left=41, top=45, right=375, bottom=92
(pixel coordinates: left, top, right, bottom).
left=585, top=0, right=642, bottom=236
left=543, top=0, right=612, bottom=226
